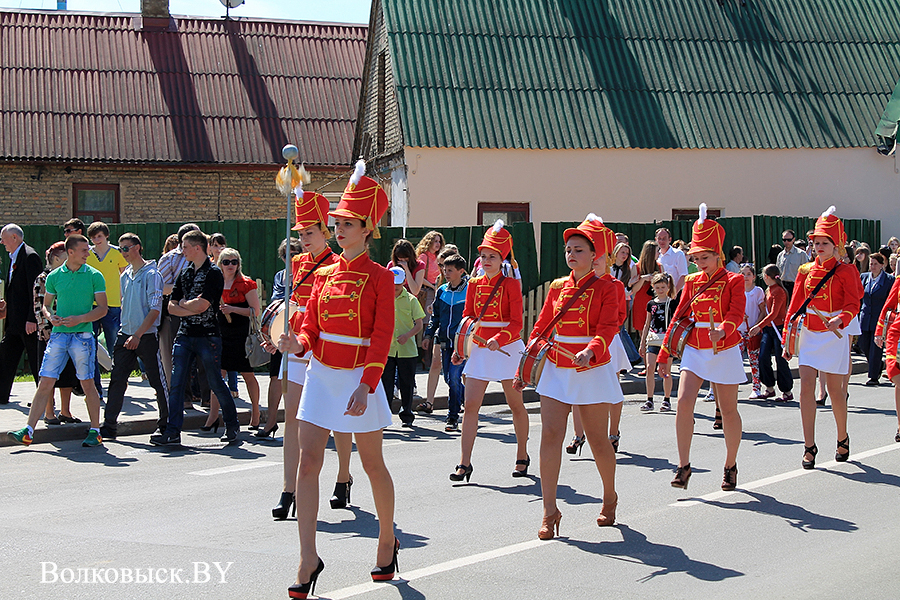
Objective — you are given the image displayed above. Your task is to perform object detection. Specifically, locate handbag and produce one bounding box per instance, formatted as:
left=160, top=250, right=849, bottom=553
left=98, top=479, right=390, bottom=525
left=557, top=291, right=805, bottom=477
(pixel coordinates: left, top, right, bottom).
left=245, top=308, right=271, bottom=368
left=645, top=299, right=671, bottom=347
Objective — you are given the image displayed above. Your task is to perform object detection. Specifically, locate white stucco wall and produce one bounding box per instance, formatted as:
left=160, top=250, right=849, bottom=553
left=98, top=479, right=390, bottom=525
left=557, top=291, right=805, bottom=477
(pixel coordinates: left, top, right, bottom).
left=404, top=146, right=900, bottom=247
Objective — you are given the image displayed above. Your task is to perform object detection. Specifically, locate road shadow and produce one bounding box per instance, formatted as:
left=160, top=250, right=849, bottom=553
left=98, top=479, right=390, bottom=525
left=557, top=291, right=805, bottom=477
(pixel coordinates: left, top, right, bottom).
left=11, top=444, right=139, bottom=467
left=466, top=479, right=542, bottom=499
left=317, top=506, right=428, bottom=550
left=564, top=525, right=744, bottom=582
left=111, top=437, right=268, bottom=460
left=703, top=490, right=858, bottom=533
left=615, top=452, right=678, bottom=474
left=824, top=462, right=900, bottom=489
left=848, top=405, right=897, bottom=417
left=741, top=430, right=800, bottom=448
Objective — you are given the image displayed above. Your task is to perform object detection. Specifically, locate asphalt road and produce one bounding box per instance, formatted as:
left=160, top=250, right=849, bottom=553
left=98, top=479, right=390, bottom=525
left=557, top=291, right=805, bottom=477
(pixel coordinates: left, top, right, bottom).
left=2, top=372, right=899, bottom=600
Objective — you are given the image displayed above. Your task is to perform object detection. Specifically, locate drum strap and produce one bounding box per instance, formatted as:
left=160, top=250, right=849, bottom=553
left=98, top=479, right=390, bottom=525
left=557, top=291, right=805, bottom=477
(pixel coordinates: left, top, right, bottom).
left=476, top=274, right=507, bottom=322
left=535, top=274, right=599, bottom=340
left=672, top=269, right=727, bottom=322
left=290, top=250, right=334, bottom=299
left=789, top=264, right=838, bottom=323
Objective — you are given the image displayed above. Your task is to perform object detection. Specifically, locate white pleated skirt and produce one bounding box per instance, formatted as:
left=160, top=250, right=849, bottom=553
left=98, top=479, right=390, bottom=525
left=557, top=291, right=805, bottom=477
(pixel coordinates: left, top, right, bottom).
left=610, top=334, right=631, bottom=372
left=680, top=344, right=746, bottom=385
left=536, top=360, right=624, bottom=405
left=276, top=353, right=309, bottom=385
left=298, top=358, right=393, bottom=433
left=845, top=315, right=861, bottom=336
left=798, top=327, right=850, bottom=375
left=463, top=339, right=525, bottom=382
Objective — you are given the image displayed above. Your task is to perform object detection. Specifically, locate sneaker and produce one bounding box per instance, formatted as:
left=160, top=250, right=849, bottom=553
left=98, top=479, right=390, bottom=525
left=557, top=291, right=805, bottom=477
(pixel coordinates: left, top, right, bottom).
left=150, top=431, right=181, bottom=446
left=99, top=425, right=117, bottom=440
left=703, top=389, right=716, bottom=402
left=640, top=399, right=654, bottom=412
left=44, top=415, right=61, bottom=426
left=82, top=430, right=102, bottom=447
left=865, top=379, right=880, bottom=387
left=445, top=420, right=459, bottom=432
left=8, top=427, right=33, bottom=446
left=401, top=421, right=414, bottom=429
left=220, top=428, right=239, bottom=444
left=660, top=399, right=672, bottom=412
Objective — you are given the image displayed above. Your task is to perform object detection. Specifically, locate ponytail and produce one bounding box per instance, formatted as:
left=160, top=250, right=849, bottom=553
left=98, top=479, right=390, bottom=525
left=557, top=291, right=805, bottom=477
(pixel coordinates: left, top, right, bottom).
left=763, top=264, right=786, bottom=294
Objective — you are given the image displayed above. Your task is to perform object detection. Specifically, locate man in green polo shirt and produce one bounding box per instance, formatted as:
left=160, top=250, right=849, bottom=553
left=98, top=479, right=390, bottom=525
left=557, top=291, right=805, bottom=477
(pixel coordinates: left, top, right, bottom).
left=7, top=234, right=108, bottom=448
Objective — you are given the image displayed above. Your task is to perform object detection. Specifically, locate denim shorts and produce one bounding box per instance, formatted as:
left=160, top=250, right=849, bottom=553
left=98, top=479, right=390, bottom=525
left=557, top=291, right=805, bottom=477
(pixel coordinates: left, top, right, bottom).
left=39, top=331, right=96, bottom=381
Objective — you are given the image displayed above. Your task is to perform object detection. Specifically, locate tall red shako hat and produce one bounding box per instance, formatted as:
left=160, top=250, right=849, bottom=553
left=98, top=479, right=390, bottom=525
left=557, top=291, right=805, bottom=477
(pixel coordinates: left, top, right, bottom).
left=563, top=214, right=616, bottom=273
left=292, top=188, right=332, bottom=239
left=812, top=205, right=847, bottom=257
left=687, top=203, right=726, bottom=262
left=478, top=219, right=517, bottom=268
left=330, top=159, right=389, bottom=239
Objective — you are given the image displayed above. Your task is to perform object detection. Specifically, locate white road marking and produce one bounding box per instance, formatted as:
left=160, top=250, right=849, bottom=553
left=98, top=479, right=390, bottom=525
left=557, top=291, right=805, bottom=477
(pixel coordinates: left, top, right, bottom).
left=326, top=539, right=546, bottom=599
left=188, top=461, right=282, bottom=476
left=670, top=441, right=900, bottom=507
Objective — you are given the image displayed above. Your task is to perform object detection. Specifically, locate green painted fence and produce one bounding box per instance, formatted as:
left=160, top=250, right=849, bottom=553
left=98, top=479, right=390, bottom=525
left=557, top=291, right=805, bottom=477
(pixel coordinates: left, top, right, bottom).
left=752, top=215, right=882, bottom=269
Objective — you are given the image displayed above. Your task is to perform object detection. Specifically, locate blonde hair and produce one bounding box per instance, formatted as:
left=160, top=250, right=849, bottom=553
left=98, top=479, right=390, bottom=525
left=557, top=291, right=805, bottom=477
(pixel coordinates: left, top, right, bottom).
left=217, top=247, right=244, bottom=279
left=416, top=230, right=445, bottom=257
left=650, top=272, right=675, bottom=298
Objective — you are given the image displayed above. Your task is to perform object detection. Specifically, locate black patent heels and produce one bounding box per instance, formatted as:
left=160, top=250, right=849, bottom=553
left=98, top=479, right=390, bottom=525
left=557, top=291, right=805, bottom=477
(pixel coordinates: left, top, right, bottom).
left=272, top=492, right=296, bottom=520
left=512, top=455, right=530, bottom=478
left=449, top=464, right=473, bottom=482
left=370, top=538, right=399, bottom=581
left=255, top=423, right=279, bottom=438
left=288, top=558, right=324, bottom=599
left=330, top=476, right=353, bottom=509
left=565, top=435, right=586, bottom=455
left=802, top=444, right=818, bottom=470
left=199, top=417, right=221, bottom=432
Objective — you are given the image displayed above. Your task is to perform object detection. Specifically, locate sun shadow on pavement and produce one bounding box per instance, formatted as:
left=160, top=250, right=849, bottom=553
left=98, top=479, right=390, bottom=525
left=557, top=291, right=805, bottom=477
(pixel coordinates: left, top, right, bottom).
left=615, top=452, right=678, bottom=473
left=467, top=479, right=542, bottom=499
left=824, top=462, right=900, bottom=488
left=317, top=506, right=429, bottom=550
left=14, top=444, right=139, bottom=467
left=563, top=524, right=744, bottom=582
left=741, top=430, right=800, bottom=447
left=702, top=489, right=858, bottom=533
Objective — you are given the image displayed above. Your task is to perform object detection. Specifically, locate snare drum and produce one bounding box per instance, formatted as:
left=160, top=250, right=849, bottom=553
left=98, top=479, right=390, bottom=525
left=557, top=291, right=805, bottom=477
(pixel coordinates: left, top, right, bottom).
left=516, top=337, right=553, bottom=388
left=785, top=315, right=803, bottom=357
left=667, top=317, right=695, bottom=360
left=260, top=300, right=300, bottom=342
left=454, top=316, right=478, bottom=360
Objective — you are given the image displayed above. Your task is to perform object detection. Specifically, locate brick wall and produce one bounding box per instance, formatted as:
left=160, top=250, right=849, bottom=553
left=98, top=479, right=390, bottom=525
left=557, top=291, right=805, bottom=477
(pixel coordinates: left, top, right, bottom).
left=0, top=163, right=350, bottom=225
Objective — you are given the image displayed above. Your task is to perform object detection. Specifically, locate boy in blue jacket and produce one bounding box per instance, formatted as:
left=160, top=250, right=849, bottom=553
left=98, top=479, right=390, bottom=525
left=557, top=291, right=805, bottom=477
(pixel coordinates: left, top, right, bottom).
left=423, top=254, right=469, bottom=431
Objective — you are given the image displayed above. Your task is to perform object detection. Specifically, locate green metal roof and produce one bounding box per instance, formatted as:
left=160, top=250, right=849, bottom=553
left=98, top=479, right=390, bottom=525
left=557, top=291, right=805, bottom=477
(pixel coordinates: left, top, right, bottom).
left=381, top=0, right=900, bottom=150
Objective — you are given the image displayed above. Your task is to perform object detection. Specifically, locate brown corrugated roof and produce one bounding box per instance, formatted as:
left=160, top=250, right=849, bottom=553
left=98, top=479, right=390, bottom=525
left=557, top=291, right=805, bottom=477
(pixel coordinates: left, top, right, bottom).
left=0, top=10, right=367, bottom=166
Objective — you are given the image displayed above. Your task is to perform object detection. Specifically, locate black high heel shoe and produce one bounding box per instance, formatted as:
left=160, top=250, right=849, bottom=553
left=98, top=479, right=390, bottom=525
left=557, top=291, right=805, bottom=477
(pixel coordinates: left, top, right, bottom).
left=199, top=417, right=221, bottom=433
left=370, top=538, right=399, bottom=581
left=671, top=463, right=692, bottom=489
left=255, top=423, right=279, bottom=439
left=330, top=475, right=353, bottom=509
left=449, top=464, right=473, bottom=482
left=565, top=435, right=586, bottom=455
left=288, top=558, right=324, bottom=599
left=835, top=436, right=850, bottom=462
left=721, top=464, right=738, bottom=491
left=816, top=392, right=828, bottom=406
left=512, top=455, right=530, bottom=477
left=712, top=408, right=723, bottom=430
left=802, top=444, right=818, bottom=470
left=272, top=492, right=296, bottom=520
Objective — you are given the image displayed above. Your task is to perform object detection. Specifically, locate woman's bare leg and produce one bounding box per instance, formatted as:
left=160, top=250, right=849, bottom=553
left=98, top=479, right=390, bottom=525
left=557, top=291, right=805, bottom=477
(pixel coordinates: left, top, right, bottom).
left=355, top=430, right=396, bottom=567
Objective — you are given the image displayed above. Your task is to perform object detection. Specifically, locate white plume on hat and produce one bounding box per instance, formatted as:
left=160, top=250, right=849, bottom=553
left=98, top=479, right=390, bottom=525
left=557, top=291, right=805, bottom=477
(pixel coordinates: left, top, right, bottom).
left=585, top=213, right=602, bottom=223
left=698, top=202, right=708, bottom=224
left=821, top=205, right=837, bottom=218
left=492, top=219, right=505, bottom=233
left=349, top=159, right=367, bottom=187
left=293, top=184, right=304, bottom=198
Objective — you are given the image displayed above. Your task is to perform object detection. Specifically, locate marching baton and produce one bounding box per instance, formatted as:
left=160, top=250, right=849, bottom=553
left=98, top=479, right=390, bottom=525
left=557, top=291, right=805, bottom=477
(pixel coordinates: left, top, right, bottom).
left=811, top=306, right=843, bottom=339
left=710, top=312, right=719, bottom=355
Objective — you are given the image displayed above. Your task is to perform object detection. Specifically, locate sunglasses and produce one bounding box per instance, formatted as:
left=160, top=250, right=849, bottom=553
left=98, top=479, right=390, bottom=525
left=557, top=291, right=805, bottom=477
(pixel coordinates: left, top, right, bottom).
left=220, top=259, right=240, bottom=266
left=63, top=228, right=76, bottom=234
left=120, top=245, right=136, bottom=252
left=782, top=238, right=794, bottom=242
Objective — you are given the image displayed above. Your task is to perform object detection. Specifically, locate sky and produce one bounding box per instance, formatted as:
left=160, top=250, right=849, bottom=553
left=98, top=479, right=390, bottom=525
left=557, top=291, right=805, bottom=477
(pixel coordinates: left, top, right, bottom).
left=0, top=0, right=371, bottom=23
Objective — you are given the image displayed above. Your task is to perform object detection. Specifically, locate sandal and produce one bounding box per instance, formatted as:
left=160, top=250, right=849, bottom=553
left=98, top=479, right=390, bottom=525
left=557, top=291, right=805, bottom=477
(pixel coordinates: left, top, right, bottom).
left=713, top=408, right=723, bottom=430
left=835, top=436, right=850, bottom=462
left=415, top=401, right=433, bottom=414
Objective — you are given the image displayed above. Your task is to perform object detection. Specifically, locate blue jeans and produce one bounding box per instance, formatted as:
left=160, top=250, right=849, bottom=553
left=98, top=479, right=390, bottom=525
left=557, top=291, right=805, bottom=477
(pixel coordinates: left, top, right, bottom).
left=39, top=331, right=96, bottom=381
left=619, top=325, right=641, bottom=365
left=758, top=325, right=792, bottom=393
left=441, top=342, right=465, bottom=422
left=166, top=335, right=238, bottom=433
left=227, top=370, right=239, bottom=393
left=93, top=306, right=121, bottom=398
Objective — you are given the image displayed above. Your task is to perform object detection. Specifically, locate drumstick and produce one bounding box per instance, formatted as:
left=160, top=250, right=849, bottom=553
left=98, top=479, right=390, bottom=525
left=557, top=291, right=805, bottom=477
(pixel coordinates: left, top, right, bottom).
left=552, top=344, right=580, bottom=361
left=224, top=312, right=232, bottom=323
left=710, top=312, right=719, bottom=355
left=811, top=306, right=844, bottom=339
left=472, top=334, right=511, bottom=356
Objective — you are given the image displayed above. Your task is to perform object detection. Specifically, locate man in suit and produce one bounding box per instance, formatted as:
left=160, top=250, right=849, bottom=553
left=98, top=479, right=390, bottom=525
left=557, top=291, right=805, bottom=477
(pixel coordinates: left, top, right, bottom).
left=859, top=253, right=895, bottom=385
left=0, top=224, right=44, bottom=404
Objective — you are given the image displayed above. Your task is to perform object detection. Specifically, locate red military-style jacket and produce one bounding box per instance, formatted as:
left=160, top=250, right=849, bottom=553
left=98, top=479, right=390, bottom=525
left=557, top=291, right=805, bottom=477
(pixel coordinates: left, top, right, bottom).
left=875, top=277, right=900, bottom=361
left=784, top=256, right=863, bottom=336
left=658, top=267, right=745, bottom=362
left=528, top=271, right=619, bottom=370
left=290, top=247, right=338, bottom=308
left=462, top=272, right=523, bottom=348
left=601, top=273, right=627, bottom=327
left=293, top=252, right=394, bottom=392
